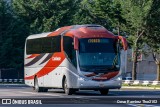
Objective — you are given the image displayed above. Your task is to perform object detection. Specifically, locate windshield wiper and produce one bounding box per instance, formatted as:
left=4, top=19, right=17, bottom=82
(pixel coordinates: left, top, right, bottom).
left=108, top=66, right=119, bottom=71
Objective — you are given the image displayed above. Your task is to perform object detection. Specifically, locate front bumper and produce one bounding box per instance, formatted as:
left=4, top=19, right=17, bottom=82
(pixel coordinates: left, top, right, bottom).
left=77, top=78, right=122, bottom=89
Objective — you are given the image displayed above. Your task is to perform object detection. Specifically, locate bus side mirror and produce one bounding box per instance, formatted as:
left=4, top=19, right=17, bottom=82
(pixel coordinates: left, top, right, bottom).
left=74, top=37, right=79, bottom=50
left=117, top=36, right=128, bottom=50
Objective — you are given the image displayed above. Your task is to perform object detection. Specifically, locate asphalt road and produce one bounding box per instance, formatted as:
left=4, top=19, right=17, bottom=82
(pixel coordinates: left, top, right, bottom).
left=0, top=84, right=160, bottom=107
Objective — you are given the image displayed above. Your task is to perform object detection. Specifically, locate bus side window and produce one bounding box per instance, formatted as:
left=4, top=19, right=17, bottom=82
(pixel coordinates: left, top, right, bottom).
left=41, top=37, right=52, bottom=53
left=41, top=36, right=61, bottom=53
left=63, top=36, right=77, bottom=68
left=26, top=39, right=42, bottom=54
left=51, top=36, right=61, bottom=53
left=26, top=36, right=61, bottom=55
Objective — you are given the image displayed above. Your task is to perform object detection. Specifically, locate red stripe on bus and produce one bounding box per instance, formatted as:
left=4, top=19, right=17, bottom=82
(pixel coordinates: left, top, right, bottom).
left=92, top=71, right=119, bottom=81
left=24, top=53, right=65, bottom=80
left=26, top=54, right=40, bottom=59
left=48, top=26, right=72, bottom=37
left=100, top=71, right=119, bottom=79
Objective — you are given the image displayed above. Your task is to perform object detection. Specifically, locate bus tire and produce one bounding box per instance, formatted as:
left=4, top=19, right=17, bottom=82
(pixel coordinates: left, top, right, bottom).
left=99, top=89, right=109, bottom=95
left=63, top=78, right=74, bottom=95
left=34, top=77, right=46, bottom=92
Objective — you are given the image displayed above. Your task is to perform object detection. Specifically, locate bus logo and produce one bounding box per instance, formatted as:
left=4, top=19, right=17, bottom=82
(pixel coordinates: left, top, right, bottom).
left=2, top=99, right=11, bottom=104
left=52, top=57, right=61, bottom=61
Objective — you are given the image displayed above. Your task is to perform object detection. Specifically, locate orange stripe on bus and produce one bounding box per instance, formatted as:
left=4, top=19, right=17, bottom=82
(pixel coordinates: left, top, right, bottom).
left=24, top=53, right=65, bottom=80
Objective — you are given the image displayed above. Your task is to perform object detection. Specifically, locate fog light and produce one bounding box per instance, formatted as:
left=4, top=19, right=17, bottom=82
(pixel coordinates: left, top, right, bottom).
left=79, top=77, right=88, bottom=81
left=117, top=77, right=122, bottom=80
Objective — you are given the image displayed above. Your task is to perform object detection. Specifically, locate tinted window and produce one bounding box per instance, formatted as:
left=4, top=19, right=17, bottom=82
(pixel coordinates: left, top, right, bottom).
left=52, top=36, right=61, bottom=52
left=26, top=38, right=42, bottom=54
left=63, top=36, right=77, bottom=67
left=78, top=38, right=120, bottom=72
left=63, top=36, right=73, bottom=59
left=41, top=37, right=53, bottom=53
left=26, top=36, right=61, bottom=54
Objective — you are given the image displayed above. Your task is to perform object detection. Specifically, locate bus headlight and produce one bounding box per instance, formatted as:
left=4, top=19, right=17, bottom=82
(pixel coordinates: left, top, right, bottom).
left=78, top=77, right=88, bottom=81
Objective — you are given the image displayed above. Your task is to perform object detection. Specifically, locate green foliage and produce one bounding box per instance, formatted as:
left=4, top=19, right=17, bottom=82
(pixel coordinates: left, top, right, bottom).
left=12, top=0, right=77, bottom=34
left=0, top=0, right=29, bottom=69
left=117, top=0, right=152, bottom=47
left=145, top=0, right=160, bottom=54
left=78, top=0, right=126, bottom=32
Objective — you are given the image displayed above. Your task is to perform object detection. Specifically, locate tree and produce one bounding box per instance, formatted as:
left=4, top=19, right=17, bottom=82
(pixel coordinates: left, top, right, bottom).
left=77, top=0, right=126, bottom=32
left=145, top=0, right=160, bottom=80
left=72, top=0, right=96, bottom=25
left=0, top=0, right=28, bottom=78
left=118, top=0, right=152, bottom=80
left=0, top=0, right=15, bottom=68
left=12, top=0, right=78, bottom=34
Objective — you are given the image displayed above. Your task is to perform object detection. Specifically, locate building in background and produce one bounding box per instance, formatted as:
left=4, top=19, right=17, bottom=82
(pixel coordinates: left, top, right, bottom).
left=121, top=49, right=157, bottom=80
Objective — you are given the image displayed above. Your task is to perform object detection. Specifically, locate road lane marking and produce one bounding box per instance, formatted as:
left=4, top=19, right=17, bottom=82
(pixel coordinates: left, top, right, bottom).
left=18, top=91, right=63, bottom=97
left=129, top=104, right=160, bottom=107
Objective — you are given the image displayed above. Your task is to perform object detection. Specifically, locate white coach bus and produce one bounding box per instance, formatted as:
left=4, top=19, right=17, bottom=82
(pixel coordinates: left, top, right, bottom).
left=24, top=24, right=127, bottom=95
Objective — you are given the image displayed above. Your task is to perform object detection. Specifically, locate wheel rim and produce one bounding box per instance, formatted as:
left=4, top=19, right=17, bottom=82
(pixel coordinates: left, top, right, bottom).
left=35, top=79, right=38, bottom=90
left=64, top=80, right=68, bottom=93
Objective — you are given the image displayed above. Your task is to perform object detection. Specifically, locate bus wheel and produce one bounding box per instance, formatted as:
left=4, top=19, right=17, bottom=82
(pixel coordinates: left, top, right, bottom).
left=63, top=78, right=74, bottom=95
left=99, top=89, right=109, bottom=95
left=34, top=77, right=47, bottom=92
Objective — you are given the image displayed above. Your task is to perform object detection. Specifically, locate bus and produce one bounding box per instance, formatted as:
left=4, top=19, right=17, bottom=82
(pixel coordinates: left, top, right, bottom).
left=24, top=24, right=127, bottom=95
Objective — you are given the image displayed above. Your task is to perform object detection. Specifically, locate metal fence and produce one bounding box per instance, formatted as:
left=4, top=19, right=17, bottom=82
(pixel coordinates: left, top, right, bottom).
left=122, top=80, right=160, bottom=86
left=0, top=79, right=160, bottom=86
left=0, top=68, right=23, bottom=79
left=0, top=79, right=24, bottom=84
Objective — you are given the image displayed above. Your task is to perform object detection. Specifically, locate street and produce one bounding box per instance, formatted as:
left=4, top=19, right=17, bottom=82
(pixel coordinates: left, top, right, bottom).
left=0, top=84, right=160, bottom=107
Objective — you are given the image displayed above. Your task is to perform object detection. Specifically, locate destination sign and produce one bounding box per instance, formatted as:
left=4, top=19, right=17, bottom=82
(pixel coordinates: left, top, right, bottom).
left=88, top=39, right=109, bottom=43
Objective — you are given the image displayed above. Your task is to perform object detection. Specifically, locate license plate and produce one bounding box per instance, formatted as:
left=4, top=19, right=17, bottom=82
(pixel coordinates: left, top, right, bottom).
left=99, top=83, right=104, bottom=87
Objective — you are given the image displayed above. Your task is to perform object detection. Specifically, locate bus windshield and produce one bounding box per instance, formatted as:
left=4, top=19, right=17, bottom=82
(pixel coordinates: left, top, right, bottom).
left=78, top=38, right=120, bottom=73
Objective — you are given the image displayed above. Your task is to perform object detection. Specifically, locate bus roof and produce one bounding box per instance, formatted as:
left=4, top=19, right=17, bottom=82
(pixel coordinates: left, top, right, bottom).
left=27, top=24, right=116, bottom=39
left=27, top=32, right=52, bottom=39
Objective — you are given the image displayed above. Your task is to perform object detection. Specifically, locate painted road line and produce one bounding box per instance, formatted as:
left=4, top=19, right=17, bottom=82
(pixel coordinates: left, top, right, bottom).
left=19, top=91, right=63, bottom=97
left=129, top=104, right=160, bottom=107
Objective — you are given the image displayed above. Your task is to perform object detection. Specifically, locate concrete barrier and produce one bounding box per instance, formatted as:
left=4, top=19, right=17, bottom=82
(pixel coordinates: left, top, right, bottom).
left=0, top=79, right=24, bottom=83
left=142, top=81, right=149, bottom=86
left=0, top=79, right=160, bottom=86
left=13, top=79, right=18, bottom=83
left=132, top=80, right=140, bottom=85
left=123, top=80, right=160, bottom=86
left=3, top=79, right=7, bottom=83
left=9, top=79, right=13, bottom=83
